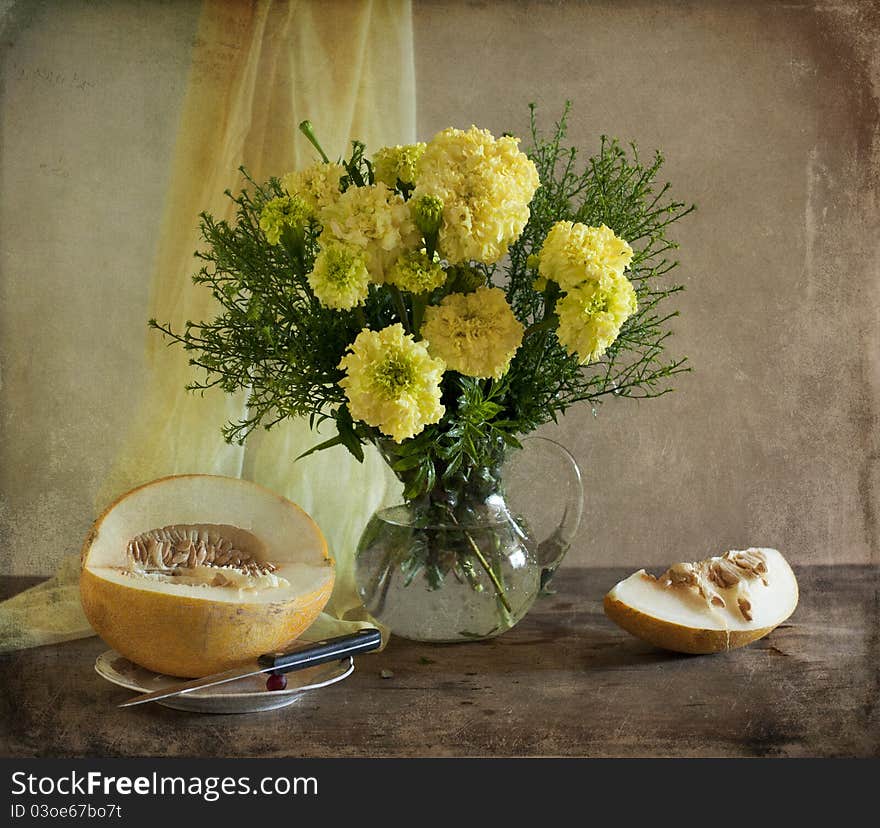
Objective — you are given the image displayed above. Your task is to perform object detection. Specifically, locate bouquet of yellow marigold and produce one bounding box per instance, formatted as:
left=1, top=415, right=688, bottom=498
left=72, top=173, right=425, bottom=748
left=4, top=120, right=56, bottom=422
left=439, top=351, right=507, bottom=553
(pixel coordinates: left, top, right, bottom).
left=153, top=105, right=692, bottom=630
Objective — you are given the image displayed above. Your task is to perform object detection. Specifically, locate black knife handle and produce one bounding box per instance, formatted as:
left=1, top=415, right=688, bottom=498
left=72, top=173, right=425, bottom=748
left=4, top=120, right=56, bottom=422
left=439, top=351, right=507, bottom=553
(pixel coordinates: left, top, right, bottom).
left=257, top=628, right=382, bottom=674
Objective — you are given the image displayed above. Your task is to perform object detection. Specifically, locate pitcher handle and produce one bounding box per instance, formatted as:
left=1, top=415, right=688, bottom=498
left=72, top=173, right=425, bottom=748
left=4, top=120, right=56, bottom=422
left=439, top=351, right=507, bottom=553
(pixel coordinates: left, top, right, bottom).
left=501, top=435, right=584, bottom=586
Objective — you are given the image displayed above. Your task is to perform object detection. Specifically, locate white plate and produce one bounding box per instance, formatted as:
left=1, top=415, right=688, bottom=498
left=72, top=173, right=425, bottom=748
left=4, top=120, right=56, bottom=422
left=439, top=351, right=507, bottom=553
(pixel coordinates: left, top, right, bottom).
left=95, top=650, right=354, bottom=714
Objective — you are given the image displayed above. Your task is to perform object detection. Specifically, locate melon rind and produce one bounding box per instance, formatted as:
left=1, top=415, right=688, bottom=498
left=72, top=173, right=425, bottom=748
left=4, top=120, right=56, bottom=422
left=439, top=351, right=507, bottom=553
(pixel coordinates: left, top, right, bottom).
left=603, top=592, right=779, bottom=654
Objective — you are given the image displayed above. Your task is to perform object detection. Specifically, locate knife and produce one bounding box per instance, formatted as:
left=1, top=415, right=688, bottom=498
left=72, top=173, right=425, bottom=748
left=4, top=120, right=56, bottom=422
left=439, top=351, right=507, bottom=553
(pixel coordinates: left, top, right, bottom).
left=118, top=628, right=382, bottom=708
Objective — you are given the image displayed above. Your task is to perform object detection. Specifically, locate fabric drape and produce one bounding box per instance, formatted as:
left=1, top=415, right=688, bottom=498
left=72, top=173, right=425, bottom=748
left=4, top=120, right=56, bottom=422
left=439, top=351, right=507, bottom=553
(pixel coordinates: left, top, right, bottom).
left=0, top=0, right=413, bottom=652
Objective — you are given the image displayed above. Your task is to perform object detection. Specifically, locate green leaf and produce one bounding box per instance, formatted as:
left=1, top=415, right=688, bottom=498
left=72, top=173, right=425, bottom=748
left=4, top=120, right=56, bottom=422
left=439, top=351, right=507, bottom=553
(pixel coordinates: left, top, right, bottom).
left=335, top=406, right=365, bottom=463
left=391, top=454, right=424, bottom=472
left=295, top=434, right=344, bottom=461
left=402, top=466, right=426, bottom=500
left=442, top=451, right=463, bottom=480
left=435, top=443, right=458, bottom=460
left=497, top=431, right=523, bottom=449
left=339, top=430, right=365, bottom=463
left=423, top=458, right=436, bottom=493
left=393, top=439, right=424, bottom=457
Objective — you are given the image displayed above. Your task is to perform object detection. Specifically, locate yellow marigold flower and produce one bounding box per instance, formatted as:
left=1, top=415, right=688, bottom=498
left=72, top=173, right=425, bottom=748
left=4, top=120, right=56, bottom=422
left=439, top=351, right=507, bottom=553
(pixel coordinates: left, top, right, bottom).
left=258, top=195, right=311, bottom=246
left=372, top=143, right=426, bottom=188
left=339, top=324, right=445, bottom=442
left=307, top=241, right=370, bottom=310
left=555, top=275, right=638, bottom=364
left=387, top=251, right=446, bottom=294
left=538, top=221, right=633, bottom=291
left=281, top=162, right=345, bottom=214
left=421, top=286, right=524, bottom=379
left=412, top=126, right=539, bottom=265
left=319, top=183, right=421, bottom=282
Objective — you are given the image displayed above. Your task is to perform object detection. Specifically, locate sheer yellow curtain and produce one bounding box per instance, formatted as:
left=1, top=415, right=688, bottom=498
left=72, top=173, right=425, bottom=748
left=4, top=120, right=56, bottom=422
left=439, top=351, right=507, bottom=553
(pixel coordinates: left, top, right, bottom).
left=103, top=0, right=412, bottom=638
left=0, top=0, right=412, bottom=653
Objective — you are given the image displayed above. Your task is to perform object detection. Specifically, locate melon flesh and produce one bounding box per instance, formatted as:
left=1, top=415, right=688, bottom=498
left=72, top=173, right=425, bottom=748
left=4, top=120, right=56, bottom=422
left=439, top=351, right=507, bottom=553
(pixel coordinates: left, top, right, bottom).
left=81, top=475, right=335, bottom=677
left=86, top=562, right=330, bottom=604
left=604, top=548, right=798, bottom=654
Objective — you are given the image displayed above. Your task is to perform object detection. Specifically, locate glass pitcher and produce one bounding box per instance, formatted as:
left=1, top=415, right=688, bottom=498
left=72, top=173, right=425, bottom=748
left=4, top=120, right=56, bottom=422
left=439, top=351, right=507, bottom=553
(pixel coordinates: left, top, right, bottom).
left=354, top=436, right=584, bottom=642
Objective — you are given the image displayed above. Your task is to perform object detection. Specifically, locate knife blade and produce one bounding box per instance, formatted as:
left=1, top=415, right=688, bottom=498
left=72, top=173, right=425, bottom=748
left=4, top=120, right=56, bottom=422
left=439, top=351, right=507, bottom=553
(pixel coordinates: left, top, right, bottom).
left=118, top=627, right=382, bottom=708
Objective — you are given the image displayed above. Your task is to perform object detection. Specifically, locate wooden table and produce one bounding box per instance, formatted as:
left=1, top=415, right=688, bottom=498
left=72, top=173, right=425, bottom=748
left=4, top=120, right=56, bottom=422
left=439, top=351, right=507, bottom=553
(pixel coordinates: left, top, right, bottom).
left=1, top=567, right=877, bottom=758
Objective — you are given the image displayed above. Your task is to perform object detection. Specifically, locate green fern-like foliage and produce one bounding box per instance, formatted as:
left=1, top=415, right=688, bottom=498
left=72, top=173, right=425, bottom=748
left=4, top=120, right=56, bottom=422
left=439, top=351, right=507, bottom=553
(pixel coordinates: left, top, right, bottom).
left=151, top=105, right=694, bottom=502
left=503, top=103, right=694, bottom=433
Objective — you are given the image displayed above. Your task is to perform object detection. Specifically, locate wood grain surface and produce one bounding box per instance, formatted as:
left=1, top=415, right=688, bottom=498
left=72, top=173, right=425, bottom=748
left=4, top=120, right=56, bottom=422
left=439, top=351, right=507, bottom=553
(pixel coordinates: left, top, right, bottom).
left=1, top=566, right=877, bottom=758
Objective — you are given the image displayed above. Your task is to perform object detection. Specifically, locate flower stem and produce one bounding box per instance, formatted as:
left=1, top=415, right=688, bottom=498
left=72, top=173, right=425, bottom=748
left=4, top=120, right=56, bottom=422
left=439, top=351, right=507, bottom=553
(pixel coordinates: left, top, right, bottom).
left=424, top=232, right=438, bottom=261
left=280, top=225, right=306, bottom=278
left=523, top=317, right=557, bottom=339
left=389, top=285, right=411, bottom=334
left=445, top=509, right=513, bottom=614
left=411, top=295, right=427, bottom=339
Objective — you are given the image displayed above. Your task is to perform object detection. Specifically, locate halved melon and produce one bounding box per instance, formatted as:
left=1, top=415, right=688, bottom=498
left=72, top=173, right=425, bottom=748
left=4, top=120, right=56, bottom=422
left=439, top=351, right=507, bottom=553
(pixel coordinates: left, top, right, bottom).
left=81, top=475, right=334, bottom=677
left=604, top=548, right=798, bottom=654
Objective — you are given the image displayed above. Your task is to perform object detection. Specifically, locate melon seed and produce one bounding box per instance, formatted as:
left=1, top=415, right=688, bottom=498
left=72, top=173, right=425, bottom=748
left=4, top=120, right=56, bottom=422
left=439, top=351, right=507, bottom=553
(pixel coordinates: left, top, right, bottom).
left=126, top=524, right=276, bottom=576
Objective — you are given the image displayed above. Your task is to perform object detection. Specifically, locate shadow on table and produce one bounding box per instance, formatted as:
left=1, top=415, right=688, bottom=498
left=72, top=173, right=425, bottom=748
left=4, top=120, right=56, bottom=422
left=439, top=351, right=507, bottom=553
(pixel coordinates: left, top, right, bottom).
left=385, top=621, right=690, bottom=673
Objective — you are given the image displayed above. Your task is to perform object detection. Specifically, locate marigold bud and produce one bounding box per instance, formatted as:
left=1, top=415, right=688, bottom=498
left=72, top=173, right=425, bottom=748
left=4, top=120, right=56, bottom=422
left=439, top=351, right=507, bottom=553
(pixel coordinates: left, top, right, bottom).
left=412, top=194, right=444, bottom=237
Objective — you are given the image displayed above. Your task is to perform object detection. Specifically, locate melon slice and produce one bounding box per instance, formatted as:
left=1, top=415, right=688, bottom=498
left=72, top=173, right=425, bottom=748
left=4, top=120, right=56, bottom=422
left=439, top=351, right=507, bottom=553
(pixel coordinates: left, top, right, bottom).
left=81, top=475, right=334, bottom=677
left=603, top=548, right=798, bottom=654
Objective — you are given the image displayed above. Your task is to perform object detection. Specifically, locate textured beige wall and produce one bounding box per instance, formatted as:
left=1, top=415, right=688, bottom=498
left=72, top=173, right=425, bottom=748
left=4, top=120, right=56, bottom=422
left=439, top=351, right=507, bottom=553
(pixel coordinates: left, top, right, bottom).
left=0, top=0, right=201, bottom=575
left=1, top=0, right=877, bottom=574
left=414, top=0, right=880, bottom=568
